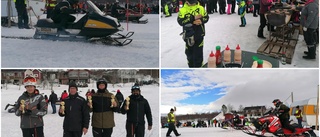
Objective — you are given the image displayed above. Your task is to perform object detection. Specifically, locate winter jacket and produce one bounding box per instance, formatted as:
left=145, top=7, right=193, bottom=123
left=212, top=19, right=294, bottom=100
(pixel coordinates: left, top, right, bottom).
left=49, top=92, right=58, bottom=104
left=15, top=92, right=47, bottom=129
left=59, top=93, right=90, bottom=131
left=121, top=95, right=152, bottom=126
left=116, top=92, right=124, bottom=103
left=300, top=0, right=319, bottom=29
left=14, top=0, right=26, bottom=7
left=61, top=92, right=68, bottom=101
left=294, top=109, right=303, bottom=120
left=178, top=2, right=209, bottom=41
left=275, top=103, right=290, bottom=120
left=259, top=0, right=272, bottom=14
left=90, top=90, right=118, bottom=128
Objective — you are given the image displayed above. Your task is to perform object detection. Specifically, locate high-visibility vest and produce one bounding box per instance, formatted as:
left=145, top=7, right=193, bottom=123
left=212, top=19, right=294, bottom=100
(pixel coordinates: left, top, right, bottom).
left=46, top=0, right=56, bottom=8
left=167, top=113, right=175, bottom=123
left=295, top=110, right=302, bottom=119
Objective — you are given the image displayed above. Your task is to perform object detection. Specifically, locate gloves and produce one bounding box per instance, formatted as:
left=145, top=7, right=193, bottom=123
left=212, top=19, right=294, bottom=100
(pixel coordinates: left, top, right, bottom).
left=24, top=109, right=32, bottom=115
left=303, top=27, right=307, bottom=31
left=193, top=19, right=202, bottom=25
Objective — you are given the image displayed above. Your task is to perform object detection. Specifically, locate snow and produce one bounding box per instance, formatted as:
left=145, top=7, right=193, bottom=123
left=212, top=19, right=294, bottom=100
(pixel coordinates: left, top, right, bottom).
left=161, top=126, right=320, bottom=137
left=1, top=83, right=159, bottom=137
left=161, top=13, right=319, bottom=68
left=1, top=13, right=159, bottom=68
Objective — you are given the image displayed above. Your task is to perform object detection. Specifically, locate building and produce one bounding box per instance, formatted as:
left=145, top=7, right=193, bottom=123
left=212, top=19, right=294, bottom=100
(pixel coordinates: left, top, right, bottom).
left=243, top=106, right=267, bottom=117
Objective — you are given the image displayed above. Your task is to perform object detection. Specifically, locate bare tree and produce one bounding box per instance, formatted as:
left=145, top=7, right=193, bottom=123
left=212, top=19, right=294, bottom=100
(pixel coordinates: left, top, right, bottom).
left=238, top=105, right=244, bottom=112
left=227, top=104, right=234, bottom=112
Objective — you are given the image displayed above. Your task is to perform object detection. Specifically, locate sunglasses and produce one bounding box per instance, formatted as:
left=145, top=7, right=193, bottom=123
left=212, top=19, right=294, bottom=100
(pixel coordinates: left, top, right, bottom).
left=23, top=77, right=37, bottom=83
left=132, top=86, right=140, bottom=90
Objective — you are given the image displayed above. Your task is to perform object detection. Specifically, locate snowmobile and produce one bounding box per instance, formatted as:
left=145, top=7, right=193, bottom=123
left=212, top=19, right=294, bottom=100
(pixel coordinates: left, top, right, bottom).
left=33, top=0, right=134, bottom=46
left=242, top=108, right=317, bottom=137
left=117, top=9, right=148, bottom=24
left=4, top=102, right=17, bottom=113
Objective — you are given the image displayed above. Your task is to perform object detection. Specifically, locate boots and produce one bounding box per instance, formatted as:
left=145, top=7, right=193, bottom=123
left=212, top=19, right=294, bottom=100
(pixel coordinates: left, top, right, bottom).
left=257, top=27, right=266, bottom=39
left=303, top=45, right=316, bottom=59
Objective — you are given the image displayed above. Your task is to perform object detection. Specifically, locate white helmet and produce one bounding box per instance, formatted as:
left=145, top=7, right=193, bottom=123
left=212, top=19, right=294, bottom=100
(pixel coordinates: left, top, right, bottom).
left=23, top=76, right=37, bottom=87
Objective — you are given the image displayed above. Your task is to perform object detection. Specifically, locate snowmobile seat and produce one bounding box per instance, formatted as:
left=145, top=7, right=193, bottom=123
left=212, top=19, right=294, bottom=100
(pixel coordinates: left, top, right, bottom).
left=36, top=19, right=60, bottom=28
left=290, top=123, right=299, bottom=128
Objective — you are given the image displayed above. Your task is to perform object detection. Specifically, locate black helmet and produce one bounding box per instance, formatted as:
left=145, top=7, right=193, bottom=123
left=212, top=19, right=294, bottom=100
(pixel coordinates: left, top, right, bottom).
left=97, top=78, right=107, bottom=90
left=272, top=99, right=281, bottom=107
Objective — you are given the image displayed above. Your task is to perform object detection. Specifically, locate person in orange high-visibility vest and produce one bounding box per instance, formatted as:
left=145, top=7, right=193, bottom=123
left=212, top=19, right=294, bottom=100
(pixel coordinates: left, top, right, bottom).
left=294, top=106, right=303, bottom=128
left=166, top=108, right=181, bottom=137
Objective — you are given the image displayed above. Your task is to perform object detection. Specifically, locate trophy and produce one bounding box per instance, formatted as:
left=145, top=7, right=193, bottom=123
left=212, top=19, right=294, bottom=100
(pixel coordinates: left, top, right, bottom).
left=61, top=101, right=65, bottom=115
left=20, top=100, right=25, bottom=114
left=110, top=95, right=115, bottom=108
left=125, top=97, right=130, bottom=110
left=88, top=95, right=92, bottom=108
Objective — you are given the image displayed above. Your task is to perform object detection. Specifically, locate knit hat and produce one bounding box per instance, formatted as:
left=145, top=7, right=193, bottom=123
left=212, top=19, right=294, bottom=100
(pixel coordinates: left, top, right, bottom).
left=117, top=89, right=120, bottom=92
left=69, top=82, right=78, bottom=91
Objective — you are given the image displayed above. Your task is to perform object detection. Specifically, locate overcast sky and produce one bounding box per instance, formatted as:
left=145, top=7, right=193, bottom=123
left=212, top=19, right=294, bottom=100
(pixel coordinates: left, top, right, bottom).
left=161, top=69, right=319, bottom=115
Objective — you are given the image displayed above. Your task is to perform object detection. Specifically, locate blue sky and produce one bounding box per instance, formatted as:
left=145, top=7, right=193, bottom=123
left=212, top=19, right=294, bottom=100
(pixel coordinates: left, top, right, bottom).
left=162, top=69, right=226, bottom=105
left=161, top=69, right=318, bottom=115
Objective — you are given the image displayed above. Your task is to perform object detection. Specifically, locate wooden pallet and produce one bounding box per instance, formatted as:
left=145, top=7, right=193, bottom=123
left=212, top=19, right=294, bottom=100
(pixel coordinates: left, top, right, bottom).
left=257, top=29, right=300, bottom=64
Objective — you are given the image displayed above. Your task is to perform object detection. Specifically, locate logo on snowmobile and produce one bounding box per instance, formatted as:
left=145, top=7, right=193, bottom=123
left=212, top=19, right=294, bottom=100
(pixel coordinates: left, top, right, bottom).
left=85, top=20, right=115, bottom=29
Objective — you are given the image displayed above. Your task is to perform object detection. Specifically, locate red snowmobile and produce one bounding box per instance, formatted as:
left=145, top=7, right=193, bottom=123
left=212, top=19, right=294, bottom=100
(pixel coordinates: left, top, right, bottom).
left=243, top=109, right=316, bottom=137
left=112, top=9, right=148, bottom=24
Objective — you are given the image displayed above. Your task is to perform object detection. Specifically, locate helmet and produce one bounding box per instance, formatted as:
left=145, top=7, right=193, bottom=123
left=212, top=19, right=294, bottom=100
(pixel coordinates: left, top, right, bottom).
left=272, top=99, right=281, bottom=107
left=23, top=76, right=37, bottom=87
left=96, top=78, right=107, bottom=89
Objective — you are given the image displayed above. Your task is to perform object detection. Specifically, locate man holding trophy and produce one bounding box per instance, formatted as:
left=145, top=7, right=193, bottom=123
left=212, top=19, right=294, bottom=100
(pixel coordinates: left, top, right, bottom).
left=59, top=82, right=90, bottom=137
left=121, top=84, right=153, bottom=137
left=88, top=78, right=118, bottom=137
left=15, top=76, right=47, bottom=137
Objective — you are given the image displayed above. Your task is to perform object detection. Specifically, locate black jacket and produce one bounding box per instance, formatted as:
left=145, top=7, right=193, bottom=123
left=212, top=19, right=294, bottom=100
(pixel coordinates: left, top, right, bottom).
left=276, top=103, right=290, bottom=120
left=59, top=93, right=90, bottom=131
left=51, top=1, right=75, bottom=20
left=49, top=92, right=58, bottom=104
left=116, top=92, right=124, bottom=103
left=121, top=95, right=152, bottom=126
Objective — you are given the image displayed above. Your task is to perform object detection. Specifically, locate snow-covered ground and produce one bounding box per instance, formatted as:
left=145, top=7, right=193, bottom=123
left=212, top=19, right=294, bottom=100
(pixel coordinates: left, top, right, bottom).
left=1, top=13, right=159, bottom=68
left=161, top=12, right=319, bottom=68
left=1, top=83, right=159, bottom=137
left=161, top=126, right=320, bottom=137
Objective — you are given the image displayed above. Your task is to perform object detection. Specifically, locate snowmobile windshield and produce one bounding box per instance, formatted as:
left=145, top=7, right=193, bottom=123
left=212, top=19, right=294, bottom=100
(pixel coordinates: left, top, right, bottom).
left=86, top=1, right=104, bottom=16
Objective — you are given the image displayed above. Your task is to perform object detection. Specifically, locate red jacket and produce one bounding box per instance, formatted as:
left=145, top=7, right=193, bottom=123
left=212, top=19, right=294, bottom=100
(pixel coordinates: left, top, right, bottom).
left=61, top=92, right=68, bottom=101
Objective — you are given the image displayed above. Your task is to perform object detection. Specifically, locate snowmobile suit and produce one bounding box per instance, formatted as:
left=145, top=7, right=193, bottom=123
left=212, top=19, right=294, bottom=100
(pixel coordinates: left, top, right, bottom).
left=51, top=0, right=76, bottom=32
left=14, top=0, right=29, bottom=29
left=121, top=94, right=152, bottom=137
left=59, top=93, right=90, bottom=137
left=238, top=0, right=246, bottom=26
left=90, top=89, right=118, bottom=137
left=15, top=91, right=47, bottom=137
left=178, top=2, right=209, bottom=68
left=276, top=103, right=296, bottom=133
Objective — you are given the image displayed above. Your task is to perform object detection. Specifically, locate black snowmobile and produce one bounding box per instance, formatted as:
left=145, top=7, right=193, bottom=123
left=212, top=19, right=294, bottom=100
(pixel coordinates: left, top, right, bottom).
left=33, top=0, right=134, bottom=46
